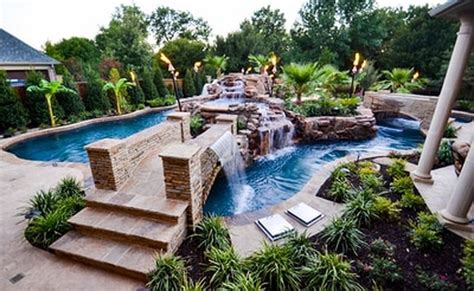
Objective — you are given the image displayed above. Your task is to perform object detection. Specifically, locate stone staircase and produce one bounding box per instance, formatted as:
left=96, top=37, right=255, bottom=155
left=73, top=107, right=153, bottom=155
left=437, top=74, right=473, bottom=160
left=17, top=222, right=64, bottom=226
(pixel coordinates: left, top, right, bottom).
left=50, top=191, right=188, bottom=281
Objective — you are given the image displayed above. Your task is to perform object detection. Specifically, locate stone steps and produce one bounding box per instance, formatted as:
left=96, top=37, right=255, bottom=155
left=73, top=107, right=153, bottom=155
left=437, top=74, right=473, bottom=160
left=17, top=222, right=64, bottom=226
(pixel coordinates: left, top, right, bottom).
left=85, top=191, right=188, bottom=223
left=69, top=207, right=186, bottom=251
left=51, top=231, right=156, bottom=281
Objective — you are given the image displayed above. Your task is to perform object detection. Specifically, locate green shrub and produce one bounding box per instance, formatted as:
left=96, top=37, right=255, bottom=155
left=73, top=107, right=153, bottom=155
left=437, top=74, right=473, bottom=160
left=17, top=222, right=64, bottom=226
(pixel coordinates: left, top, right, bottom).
left=462, top=240, right=474, bottom=289
left=301, top=251, right=363, bottom=291
left=24, top=207, right=72, bottom=249
left=147, top=254, right=187, bottom=291
left=360, top=174, right=384, bottom=192
left=387, top=159, right=407, bottom=179
left=192, top=215, right=230, bottom=251
left=56, top=195, right=86, bottom=216
left=190, top=115, right=204, bottom=136
left=141, top=67, right=159, bottom=101
left=370, top=256, right=403, bottom=285
left=400, top=190, right=425, bottom=210
left=409, top=212, right=443, bottom=251
left=329, top=178, right=352, bottom=202
left=206, top=247, right=243, bottom=287
left=82, top=68, right=110, bottom=112
left=284, top=231, right=317, bottom=267
left=294, top=96, right=360, bottom=117
left=0, top=70, right=29, bottom=132
left=181, top=279, right=207, bottom=291
left=126, top=74, right=145, bottom=106
left=55, top=70, right=85, bottom=117
left=443, top=124, right=458, bottom=138
left=390, top=176, right=414, bottom=194
left=416, top=268, right=457, bottom=291
left=438, top=139, right=453, bottom=164
left=146, top=95, right=176, bottom=108
left=458, top=100, right=474, bottom=112
left=369, top=238, right=395, bottom=258
left=183, top=69, right=196, bottom=97
left=221, top=272, right=264, bottom=291
left=321, top=217, right=365, bottom=255
left=152, top=64, right=169, bottom=97
left=247, top=243, right=300, bottom=291
left=374, top=196, right=401, bottom=221
left=193, top=71, right=203, bottom=96
left=344, top=188, right=378, bottom=227
left=55, top=176, right=84, bottom=198
left=26, top=189, right=59, bottom=218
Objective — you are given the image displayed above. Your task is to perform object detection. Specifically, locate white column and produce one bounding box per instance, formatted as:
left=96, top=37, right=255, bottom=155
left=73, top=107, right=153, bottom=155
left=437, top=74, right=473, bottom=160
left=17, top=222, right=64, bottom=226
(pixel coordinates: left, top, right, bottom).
left=412, top=14, right=474, bottom=183
left=441, top=137, right=474, bottom=224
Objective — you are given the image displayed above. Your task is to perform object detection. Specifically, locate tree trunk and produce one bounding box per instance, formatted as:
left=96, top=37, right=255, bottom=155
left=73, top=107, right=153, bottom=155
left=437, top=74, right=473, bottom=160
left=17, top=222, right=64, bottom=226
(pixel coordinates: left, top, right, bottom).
left=46, top=94, right=55, bottom=127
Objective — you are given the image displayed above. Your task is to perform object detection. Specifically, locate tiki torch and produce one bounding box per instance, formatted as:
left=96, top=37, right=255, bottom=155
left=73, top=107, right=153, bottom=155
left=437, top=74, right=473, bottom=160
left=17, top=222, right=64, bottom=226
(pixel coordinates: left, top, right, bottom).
left=160, top=53, right=182, bottom=111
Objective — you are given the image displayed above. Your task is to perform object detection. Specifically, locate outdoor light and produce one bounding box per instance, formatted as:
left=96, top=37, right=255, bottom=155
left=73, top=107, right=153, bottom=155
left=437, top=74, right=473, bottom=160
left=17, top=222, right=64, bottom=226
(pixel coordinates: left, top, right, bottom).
left=350, top=52, right=364, bottom=98
left=160, top=53, right=182, bottom=111
left=413, top=71, right=420, bottom=81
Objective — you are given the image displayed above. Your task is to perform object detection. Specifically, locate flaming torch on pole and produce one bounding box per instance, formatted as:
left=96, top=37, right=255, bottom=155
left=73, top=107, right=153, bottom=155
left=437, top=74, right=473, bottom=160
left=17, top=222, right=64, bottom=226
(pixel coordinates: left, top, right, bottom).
left=160, top=53, right=182, bottom=111
left=269, top=54, right=278, bottom=97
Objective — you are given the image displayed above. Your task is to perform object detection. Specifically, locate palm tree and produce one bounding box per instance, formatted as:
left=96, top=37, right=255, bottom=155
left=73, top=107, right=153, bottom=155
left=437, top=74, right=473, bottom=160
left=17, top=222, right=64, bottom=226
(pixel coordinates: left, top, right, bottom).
left=374, top=68, right=426, bottom=93
left=282, top=63, right=318, bottom=104
left=204, top=55, right=229, bottom=78
left=102, top=69, right=134, bottom=115
left=27, top=79, right=75, bottom=127
left=248, top=54, right=270, bottom=74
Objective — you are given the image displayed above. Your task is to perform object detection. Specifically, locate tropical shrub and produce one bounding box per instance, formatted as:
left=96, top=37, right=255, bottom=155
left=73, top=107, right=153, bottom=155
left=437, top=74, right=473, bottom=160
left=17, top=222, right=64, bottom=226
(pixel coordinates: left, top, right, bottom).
left=321, top=217, right=365, bottom=255
left=192, top=215, right=230, bottom=251
left=247, top=243, right=300, bottom=291
left=301, top=251, right=363, bottom=291
left=83, top=68, right=110, bottom=112
left=329, top=178, right=352, bottom=202
left=360, top=174, right=384, bottom=192
left=55, top=70, right=85, bottom=117
left=153, top=63, right=169, bottom=97
left=386, top=159, right=407, bottom=179
left=390, top=176, right=414, bottom=194
left=370, top=256, right=403, bottom=285
left=25, top=189, right=59, bottom=218
left=296, top=96, right=360, bottom=117
left=462, top=240, right=474, bottom=289
left=190, top=115, right=204, bottom=136
left=24, top=207, right=72, bottom=249
left=206, top=247, right=243, bottom=287
left=373, top=68, right=427, bottom=93
left=103, top=68, right=134, bottom=115
left=204, top=55, right=229, bottom=78
left=221, top=272, right=264, bottom=291
left=416, top=268, right=457, bottom=291
left=374, top=196, right=401, bottom=221
left=181, top=279, right=207, bottom=291
left=344, top=188, right=379, bottom=227
left=0, top=70, right=29, bottom=132
left=146, top=95, right=176, bottom=107
left=147, top=254, right=187, bottom=291
left=282, top=63, right=318, bottom=104
left=55, top=176, right=85, bottom=198
left=437, top=139, right=453, bottom=164
left=183, top=69, right=196, bottom=97
left=141, top=67, right=159, bottom=101
left=285, top=231, right=317, bottom=267
left=443, top=124, right=458, bottom=138
left=400, top=190, right=425, bottom=210
left=409, top=212, right=443, bottom=251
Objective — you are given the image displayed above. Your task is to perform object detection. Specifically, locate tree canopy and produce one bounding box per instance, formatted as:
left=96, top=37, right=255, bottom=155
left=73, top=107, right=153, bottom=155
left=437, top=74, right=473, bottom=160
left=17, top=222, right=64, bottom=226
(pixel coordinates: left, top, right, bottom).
left=157, top=38, right=207, bottom=77
left=44, top=37, right=100, bottom=64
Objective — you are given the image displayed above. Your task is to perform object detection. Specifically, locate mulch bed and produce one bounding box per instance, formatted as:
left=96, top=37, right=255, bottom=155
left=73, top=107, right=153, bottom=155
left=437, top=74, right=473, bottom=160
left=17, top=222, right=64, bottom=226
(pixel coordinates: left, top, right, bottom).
left=314, top=162, right=467, bottom=290
left=176, top=236, right=207, bottom=282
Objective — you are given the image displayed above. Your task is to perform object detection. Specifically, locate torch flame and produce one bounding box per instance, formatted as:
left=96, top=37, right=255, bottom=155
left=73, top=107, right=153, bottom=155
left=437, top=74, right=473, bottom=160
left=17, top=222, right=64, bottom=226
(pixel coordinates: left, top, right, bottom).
left=353, top=53, right=360, bottom=67
left=194, top=61, right=202, bottom=72
left=129, top=71, right=137, bottom=84
left=174, top=71, right=179, bottom=78
left=246, top=67, right=252, bottom=74
left=413, top=71, right=420, bottom=81
left=270, top=54, right=278, bottom=66
left=361, top=60, right=367, bottom=70
left=160, top=53, right=171, bottom=65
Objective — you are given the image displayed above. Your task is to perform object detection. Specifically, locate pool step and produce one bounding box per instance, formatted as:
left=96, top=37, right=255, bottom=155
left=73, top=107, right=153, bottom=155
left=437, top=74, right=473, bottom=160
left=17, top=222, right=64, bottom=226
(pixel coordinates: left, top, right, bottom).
left=85, top=191, right=189, bottom=224
left=69, top=207, right=187, bottom=251
left=50, top=231, right=156, bottom=281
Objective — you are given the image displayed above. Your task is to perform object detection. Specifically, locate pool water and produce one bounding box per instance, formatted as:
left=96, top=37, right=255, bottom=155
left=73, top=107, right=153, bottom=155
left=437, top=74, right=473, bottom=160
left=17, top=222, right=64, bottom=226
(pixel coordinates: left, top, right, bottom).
left=7, top=111, right=170, bottom=163
left=204, top=118, right=425, bottom=216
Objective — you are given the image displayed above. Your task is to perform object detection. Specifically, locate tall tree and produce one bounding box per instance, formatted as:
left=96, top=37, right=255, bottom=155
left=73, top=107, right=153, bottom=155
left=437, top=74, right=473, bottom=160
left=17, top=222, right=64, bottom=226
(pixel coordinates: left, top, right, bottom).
left=55, top=69, right=85, bottom=117
left=44, top=37, right=100, bottom=64
left=140, top=67, right=159, bottom=100
left=183, top=69, right=196, bottom=97
left=0, top=71, right=28, bottom=132
left=83, top=67, right=110, bottom=112
left=153, top=63, right=169, bottom=97
left=149, top=6, right=211, bottom=46
left=157, top=38, right=207, bottom=76
left=96, top=4, right=152, bottom=69
left=249, top=6, right=289, bottom=57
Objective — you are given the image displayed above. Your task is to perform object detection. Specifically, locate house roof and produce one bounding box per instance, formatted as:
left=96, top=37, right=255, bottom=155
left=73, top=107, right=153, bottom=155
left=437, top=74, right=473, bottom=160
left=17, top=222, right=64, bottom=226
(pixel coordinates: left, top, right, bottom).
left=430, top=0, right=474, bottom=19
left=0, top=28, right=60, bottom=66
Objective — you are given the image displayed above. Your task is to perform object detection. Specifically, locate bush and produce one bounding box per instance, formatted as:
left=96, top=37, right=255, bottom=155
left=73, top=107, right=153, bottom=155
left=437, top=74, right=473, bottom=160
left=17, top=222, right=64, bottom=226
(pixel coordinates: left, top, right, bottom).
left=141, top=67, right=159, bottom=101
left=438, top=139, right=453, bottom=164
left=153, top=64, right=169, bottom=97
left=390, top=176, right=414, bottom=194
left=360, top=174, right=384, bottom=192
left=55, top=70, right=85, bottom=117
left=183, top=69, right=196, bottom=97
left=24, top=207, right=72, bottom=249
left=329, top=178, right=352, bottom=202
left=25, top=189, right=60, bottom=218
left=192, top=215, right=230, bottom=251
left=181, top=279, right=207, bottom=291
left=321, top=217, right=365, bottom=255
left=462, top=240, right=474, bottom=289
left=146, top=95, right=176, bottom=108
left=374, top=196, right=401, bottom=221
left=285, top=231, right=317, bottom=267
left=289, top=96, right=360, bottom=117
left=443, top=124, right=458, bottom=138
left=55, top=176, right=85, bottom=198
left=147, top=254, right=187, bottom=291
left=458, top=100, right=474, bottom=112
left=247, top=243, right=300, bottom=291
left=190, top=115, right=204, bottom=136
left=206, top=247, right=243, bottom=287
left=369, top=238, right=395, bottom=258
left=400, top=190, right=425, bottom=210
left=416, top=269, right=457, bottom=291
left=387, top=159, right=407, bottom=179
left=24, top=71, right=64, bottom=126
left=0, top=71, right=29, bottom=132
left=344, top=188, right=379, bottom=227
left=221, top=272, right=264, bottom=291
left=301, top=251, right=363, bottom=291
left=370, top=256, right=403, bottom=285
left=193, top=71, right=203, bottom=95
left=409, top=212, right=443, bottom=251
left=83, top=68, right=110, bottom=112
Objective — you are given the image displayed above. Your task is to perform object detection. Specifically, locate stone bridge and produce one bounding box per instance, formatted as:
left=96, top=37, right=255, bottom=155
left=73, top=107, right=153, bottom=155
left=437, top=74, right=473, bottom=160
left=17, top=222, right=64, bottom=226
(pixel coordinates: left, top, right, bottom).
left=363, top=91, right=439, bottom=129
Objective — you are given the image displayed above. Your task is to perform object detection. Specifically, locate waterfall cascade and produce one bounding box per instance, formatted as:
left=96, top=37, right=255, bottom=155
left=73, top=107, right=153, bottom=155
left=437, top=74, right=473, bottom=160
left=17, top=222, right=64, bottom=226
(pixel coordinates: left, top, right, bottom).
left=210, top=132, right=254, bottom=214
left=257, top=105, right=295, bottom=154
left=218, top=80, right=245, bottom=99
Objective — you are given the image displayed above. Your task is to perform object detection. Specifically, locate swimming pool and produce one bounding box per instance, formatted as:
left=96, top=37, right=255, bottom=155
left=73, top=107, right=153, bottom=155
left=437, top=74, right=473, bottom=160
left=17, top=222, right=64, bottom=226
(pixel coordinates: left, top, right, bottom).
left=7, top=110, right=170, bottom=163
left=204, top=118, right=425, bottom=216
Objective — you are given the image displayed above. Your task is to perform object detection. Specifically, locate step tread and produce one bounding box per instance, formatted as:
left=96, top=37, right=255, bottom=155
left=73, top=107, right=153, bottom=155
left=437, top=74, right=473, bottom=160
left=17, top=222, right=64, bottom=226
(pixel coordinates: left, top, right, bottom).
left=50, top=231, right=157, bottom=276
left=86, top=191, right=188, bottom=219
left=69, top=208, right=180, bottom=244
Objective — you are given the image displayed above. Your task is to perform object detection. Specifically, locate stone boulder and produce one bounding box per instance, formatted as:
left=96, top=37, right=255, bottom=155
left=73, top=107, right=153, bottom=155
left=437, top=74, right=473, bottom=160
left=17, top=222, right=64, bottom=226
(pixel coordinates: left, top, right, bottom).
left=452, top=141, right=470, bottom=176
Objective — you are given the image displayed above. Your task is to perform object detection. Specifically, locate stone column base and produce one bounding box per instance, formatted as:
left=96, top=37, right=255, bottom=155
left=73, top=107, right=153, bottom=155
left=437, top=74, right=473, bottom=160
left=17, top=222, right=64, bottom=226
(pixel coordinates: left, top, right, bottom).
left=440, top=209, right=470, bottom=224
left=411, top=171, right=434, bottom=184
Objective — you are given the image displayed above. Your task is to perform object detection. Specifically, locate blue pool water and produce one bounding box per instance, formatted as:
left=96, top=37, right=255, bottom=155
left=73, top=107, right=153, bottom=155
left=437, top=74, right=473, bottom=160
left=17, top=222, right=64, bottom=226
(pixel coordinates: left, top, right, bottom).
left=7, top=111, right=170, bottom=163
left=204, top=118, right=425, bottom=216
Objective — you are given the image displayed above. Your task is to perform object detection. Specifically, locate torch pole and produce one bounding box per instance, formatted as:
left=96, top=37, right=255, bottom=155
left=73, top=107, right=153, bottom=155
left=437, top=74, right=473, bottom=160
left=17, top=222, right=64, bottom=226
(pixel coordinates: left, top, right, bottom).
left=171, top=74, right=182, bottom=112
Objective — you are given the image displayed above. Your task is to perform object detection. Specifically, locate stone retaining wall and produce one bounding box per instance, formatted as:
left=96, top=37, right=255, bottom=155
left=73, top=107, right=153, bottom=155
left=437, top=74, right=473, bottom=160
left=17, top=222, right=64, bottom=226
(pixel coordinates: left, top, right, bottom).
left=86, top=113, right=190, bottom=191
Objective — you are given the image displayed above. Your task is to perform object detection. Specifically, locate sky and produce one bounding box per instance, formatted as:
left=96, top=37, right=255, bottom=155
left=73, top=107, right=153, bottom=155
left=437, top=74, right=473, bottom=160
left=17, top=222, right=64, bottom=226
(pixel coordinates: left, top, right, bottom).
left=1, top=0, right=445, bottom=51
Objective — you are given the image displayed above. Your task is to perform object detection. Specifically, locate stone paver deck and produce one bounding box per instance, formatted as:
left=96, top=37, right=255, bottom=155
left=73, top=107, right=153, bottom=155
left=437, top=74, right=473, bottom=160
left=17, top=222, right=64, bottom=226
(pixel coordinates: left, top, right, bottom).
left=0, top=160, right=143, bottom=290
